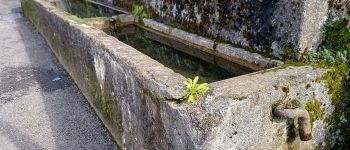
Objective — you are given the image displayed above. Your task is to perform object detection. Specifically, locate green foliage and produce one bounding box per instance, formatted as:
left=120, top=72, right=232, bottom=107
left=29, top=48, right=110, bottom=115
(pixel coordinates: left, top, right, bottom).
left=184, top=76, right=209, bottom=103
left=305, top=46, right=347, bottom=64
left=287, top=19, right=350, bottom=149
left=324, top=19, right=350, bottom=53
left=132, top=4, right=152, bottom=18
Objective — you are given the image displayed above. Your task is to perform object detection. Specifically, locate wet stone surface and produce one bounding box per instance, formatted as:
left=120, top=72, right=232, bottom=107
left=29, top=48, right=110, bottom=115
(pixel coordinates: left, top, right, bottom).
left=105, top=25, right=245, bottom=83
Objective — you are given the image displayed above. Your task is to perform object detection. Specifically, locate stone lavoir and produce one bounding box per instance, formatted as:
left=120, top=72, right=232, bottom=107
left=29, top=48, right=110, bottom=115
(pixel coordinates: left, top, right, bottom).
left=95, top=0, right=330, bottom=59
left=22, top=0, right=340, bottom=149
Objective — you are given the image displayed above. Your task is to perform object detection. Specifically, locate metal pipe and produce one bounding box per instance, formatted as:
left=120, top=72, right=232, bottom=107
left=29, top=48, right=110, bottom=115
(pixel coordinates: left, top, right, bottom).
left=273, top=106, right=312, bottom=141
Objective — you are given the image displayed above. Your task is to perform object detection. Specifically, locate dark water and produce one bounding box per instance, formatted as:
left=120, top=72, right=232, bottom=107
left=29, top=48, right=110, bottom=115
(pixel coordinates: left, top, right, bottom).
left=105, top=26, right=245, bottom=83
left=52, top=0, right=120, bottom=18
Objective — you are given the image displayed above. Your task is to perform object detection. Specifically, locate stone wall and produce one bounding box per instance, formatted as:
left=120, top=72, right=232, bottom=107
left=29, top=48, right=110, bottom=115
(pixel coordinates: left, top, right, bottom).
left=96, top=0, right=329, bottom=59
left=22, top=0, right=335, bottom=149
left=328, top=0, right=350, bottom=22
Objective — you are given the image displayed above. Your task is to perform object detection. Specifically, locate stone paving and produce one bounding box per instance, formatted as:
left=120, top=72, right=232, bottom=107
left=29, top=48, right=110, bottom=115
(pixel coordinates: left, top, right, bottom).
left=0, top=0, right=118, bottom=149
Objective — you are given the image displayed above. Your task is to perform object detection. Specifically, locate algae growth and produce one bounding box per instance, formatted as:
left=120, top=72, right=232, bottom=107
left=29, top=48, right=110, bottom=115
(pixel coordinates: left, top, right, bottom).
left=105, top=25, right=246, bottom=83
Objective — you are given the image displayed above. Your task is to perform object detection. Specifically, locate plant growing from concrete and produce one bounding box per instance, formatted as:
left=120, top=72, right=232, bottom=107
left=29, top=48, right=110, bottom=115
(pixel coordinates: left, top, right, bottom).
left=184, top=76, right=209, bottom=103
left=306, top=46, right=347, bottom=63
left=132, top=4, right=152, bottom=18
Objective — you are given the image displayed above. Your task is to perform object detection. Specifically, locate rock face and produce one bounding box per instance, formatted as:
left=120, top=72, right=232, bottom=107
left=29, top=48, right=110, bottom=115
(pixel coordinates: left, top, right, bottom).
left=22, top=0, right=335, bottom=149
left=96, top=0, right=329, bottom=58
left=328, top=0, right=350, bottom=22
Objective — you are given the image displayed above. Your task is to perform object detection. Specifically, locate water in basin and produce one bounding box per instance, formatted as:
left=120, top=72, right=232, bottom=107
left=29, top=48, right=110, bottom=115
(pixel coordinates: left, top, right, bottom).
left=105, top=25, right=253, bottom=83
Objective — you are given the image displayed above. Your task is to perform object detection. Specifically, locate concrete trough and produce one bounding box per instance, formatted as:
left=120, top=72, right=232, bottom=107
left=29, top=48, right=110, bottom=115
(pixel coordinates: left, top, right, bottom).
left=21, top=0, right=335, bottom=149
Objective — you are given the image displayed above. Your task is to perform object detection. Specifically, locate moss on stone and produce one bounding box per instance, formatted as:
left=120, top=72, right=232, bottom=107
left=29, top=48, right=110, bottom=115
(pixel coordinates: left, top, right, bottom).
left=306, top=83, right=311, bottom=89
left=103, top=97, right=113, bottom=119
left=243, top=31, right=250, bottom=39
left=90, top=83, right=113, bottom=120
left=148, top=90, right=158, bottom=102
left=305, top=100, right=325, bottom=127
left=271, top=100, right=283, bottom=110
left=284, top=46, right=293, bottom=56
left=279, top=19, right=350, bottom=148
left=22, top=0, right=41, bottom=30
left=69, top=15, right=87, bottom=24
left=322, top=63, right=350, bottom=148
left=286, top=99, right=301, bottom=108
left=282, top=86, right=290, bottom=93
left=315, top=77, right=322, bottom=83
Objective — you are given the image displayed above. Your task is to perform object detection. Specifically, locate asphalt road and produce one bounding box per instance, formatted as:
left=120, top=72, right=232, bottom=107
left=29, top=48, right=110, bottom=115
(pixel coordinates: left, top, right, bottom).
left=0, top=0, right=118, bottom=149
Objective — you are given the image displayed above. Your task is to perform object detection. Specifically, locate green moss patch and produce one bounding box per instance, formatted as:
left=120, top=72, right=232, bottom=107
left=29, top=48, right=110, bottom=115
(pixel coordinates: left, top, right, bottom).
left=305, top=100, right=325, bottom=127
left=69, top=15, right=87, bottom=24
left=148, top=90, right=158, bottom=102
left=286, top=99, right=301, bottom=108
left=22, top=0, right=41, bottom=30
left=282, top=86, right=290, bottom=93
left=103, top=98, right=113, bottom=119
left=324, top=19, right=350, bottom=53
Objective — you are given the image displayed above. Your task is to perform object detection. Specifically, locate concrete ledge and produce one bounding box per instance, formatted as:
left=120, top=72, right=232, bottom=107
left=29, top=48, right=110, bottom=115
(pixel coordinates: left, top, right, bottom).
left=22, top=0, right=334, bottom=149
left=216, top=44, right=283, bottom=69
left=143, top=18, right=171, bottom=34
left=111, top=14, right=134, bottom=25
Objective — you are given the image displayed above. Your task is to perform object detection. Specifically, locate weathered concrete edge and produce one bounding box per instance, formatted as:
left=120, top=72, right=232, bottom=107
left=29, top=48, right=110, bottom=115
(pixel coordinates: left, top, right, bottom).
left=21, top=0, right=195, bottom=148
left=198, top=66, right=334, bottom=149
left=112, top=14, right=283, bottom=70
left=26, top=0, right=187, bottom=100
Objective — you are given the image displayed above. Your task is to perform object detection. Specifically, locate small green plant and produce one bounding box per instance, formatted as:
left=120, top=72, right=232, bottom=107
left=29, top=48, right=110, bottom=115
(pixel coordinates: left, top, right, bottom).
left=184, top=76, right=209, bottom=103
left=305, top=46, right=348, bottom=63
left=132, top=4, right=152, bottom=18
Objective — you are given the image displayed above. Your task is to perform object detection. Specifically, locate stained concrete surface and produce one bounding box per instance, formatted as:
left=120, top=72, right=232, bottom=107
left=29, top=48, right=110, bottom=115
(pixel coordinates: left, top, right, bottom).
left=0, top=0, right=118, bottom=149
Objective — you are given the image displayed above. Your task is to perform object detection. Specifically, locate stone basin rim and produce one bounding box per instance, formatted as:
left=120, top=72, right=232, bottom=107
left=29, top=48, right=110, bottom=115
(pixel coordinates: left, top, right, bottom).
left=31, top=0, right=284, bottom=100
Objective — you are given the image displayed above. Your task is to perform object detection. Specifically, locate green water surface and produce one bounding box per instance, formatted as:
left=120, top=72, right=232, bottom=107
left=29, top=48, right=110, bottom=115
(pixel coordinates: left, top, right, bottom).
left=106, top=26, right=242, bottom=83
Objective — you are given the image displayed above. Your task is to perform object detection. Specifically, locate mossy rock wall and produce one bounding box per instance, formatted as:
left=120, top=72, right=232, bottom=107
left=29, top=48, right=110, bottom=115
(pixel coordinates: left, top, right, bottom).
left=99, top=0, right=329, bottom=59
